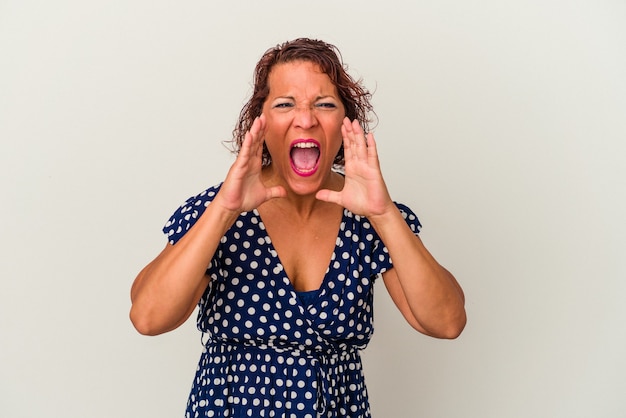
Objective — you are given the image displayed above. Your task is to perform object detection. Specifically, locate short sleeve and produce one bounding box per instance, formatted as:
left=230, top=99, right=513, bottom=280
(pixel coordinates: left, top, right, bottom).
left=395, top=202, right=422, bottom=235
left=162, top=184, right=222, bottom=245
left=370, top=202, right=422, bottom=275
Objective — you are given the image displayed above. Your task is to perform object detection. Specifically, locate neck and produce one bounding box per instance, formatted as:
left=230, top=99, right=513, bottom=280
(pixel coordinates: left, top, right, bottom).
left=260, top=168, right=343, bottom=220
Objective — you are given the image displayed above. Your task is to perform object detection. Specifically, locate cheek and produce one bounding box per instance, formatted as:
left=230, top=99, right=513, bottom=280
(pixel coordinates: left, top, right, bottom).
left=329, top=118, right=344, bottom=144
left=261, top=120, right=287, bottom=157
left=327, top=129, right=344, bottom=156
left=263, top=111, right=290, bottom=133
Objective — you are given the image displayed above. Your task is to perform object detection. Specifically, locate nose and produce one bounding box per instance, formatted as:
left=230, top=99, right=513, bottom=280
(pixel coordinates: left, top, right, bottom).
left=293, top=106, right=318, bottom=130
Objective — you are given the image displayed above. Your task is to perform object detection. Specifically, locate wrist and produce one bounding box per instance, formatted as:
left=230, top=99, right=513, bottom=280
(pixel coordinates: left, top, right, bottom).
left=367, top=201, right=402, bottom=230
left=204, top=194, right=242, bottom=233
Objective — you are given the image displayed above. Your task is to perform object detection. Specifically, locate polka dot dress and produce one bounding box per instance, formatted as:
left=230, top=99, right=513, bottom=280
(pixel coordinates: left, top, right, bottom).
left=163, top=184, right=421, bottom=418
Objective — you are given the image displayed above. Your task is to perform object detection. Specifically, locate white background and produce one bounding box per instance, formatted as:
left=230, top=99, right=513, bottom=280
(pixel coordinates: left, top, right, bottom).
left=1, top=1, right=625, bottom=417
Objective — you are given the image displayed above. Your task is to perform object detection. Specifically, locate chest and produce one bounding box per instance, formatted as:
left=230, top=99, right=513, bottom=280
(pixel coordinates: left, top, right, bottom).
left=256, top=206, right=343, bottom=292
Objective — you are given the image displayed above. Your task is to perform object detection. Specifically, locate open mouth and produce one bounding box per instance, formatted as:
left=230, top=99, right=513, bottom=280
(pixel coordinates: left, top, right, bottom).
left=290, top=139, right=320, bottom=177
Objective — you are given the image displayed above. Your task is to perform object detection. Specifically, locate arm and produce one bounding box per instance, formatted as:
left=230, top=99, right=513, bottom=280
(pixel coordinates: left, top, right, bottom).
left=372, top=208, right=466, bottom=339
left=129, top=206, right=238, bottom=336
left=316, top=118, right=466, bottom=339
left=130, top=115, right=286, bottom=335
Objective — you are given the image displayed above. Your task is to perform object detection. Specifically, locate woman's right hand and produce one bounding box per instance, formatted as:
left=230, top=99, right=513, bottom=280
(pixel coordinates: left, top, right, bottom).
left=130, top=115, right=286, bottom=336
left=216, top=115, right=286, bottom=213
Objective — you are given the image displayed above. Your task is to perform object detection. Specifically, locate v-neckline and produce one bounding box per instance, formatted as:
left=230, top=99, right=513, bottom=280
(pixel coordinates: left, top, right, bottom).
left=252, top=207, right=346, bottom=301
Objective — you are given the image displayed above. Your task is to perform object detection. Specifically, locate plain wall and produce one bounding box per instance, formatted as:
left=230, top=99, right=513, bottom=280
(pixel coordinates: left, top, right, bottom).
left=1, top=1, right=625, bottom=417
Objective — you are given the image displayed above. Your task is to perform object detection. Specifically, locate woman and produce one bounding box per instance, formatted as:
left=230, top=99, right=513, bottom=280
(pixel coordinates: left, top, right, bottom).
left=130, top=38, right=466, bottom=418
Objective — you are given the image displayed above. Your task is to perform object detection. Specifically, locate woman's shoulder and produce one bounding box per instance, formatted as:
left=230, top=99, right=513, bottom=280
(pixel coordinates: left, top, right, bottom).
left=162, top=183, right=223, bottom=244
left=177, top=183, right=223, bottom=210
left=393, top=202, right=422, bottom=234
left=343, top=201, right=421, bottom=234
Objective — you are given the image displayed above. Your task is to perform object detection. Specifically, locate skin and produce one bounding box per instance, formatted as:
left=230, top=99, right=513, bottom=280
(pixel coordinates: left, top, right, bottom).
left=130, top=61, right=466, bottom=339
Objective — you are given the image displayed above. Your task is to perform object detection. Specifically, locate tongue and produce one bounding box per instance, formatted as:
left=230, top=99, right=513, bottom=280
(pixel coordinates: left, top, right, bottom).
left=291, top=147, right=319, bottom=170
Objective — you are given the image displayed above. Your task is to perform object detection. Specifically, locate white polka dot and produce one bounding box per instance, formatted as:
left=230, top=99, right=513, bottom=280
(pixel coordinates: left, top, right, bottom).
left=165, top=192, right=419, bottom=416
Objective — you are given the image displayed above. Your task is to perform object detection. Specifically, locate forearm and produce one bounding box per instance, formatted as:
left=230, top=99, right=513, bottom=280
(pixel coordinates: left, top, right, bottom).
left=370, top=207, right=466, bottom=338
left=130, top=198, right=240, bottom=335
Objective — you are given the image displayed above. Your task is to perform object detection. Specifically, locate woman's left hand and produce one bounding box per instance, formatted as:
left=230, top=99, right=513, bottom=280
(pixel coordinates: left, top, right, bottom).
left=319, top=119, right=466, bottom=339
left=316, top=118, right=394, bottom=217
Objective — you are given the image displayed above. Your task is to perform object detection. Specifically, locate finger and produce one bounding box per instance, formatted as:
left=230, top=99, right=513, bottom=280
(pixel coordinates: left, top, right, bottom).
left=350, top=118, right=364, bottom=136
left=342, top=118, right=358, bottom=161
left=365, top=132, right=380, bottom=164
left=315, top=189, right=342, bottom=205
left=346, top=119, right=368, bottom=160
left=266, top=185, right=287, bottom=200
left=238, top=129, right=254, bottom=163
left=250, top=114, right=266, bottom=138
left=238, top=117, right=265, bottom=167
left=236, top=119, right=262, bottom=167
left=249, top=117, right=265, bottom=157
left=352, top=120, right=368, bottom=156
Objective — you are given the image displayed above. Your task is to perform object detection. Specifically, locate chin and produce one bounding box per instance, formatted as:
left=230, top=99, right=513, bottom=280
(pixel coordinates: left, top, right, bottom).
left=286, top=179, right=322, bottom=197
left=284, top=171, right=326, bottom=196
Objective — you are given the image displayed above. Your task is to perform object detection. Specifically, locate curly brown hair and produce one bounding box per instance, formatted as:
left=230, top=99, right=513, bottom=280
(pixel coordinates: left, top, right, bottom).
left=229, top=38, right=375, bottom=167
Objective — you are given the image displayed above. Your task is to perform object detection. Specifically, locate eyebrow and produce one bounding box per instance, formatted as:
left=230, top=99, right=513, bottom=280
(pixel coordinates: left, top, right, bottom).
left=272, top=95, right=337, bottom=101
left=315, top=95, right=337, bottom=101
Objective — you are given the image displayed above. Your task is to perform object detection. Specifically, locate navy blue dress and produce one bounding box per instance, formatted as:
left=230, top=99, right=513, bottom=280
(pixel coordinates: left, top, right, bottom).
left=163, top=183, right=421, bottom=418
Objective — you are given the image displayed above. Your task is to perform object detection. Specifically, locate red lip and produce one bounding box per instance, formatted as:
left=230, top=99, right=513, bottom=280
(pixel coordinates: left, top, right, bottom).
left=289, top=139, right=320, bottom=177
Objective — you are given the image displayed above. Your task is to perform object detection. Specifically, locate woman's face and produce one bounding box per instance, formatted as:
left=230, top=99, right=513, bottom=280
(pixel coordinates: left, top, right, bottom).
left=262, top=60, right=345, bottom=195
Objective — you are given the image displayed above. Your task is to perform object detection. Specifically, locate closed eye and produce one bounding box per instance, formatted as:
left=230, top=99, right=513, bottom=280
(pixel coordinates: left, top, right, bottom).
left=316, top=102, right=337, bottom=109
